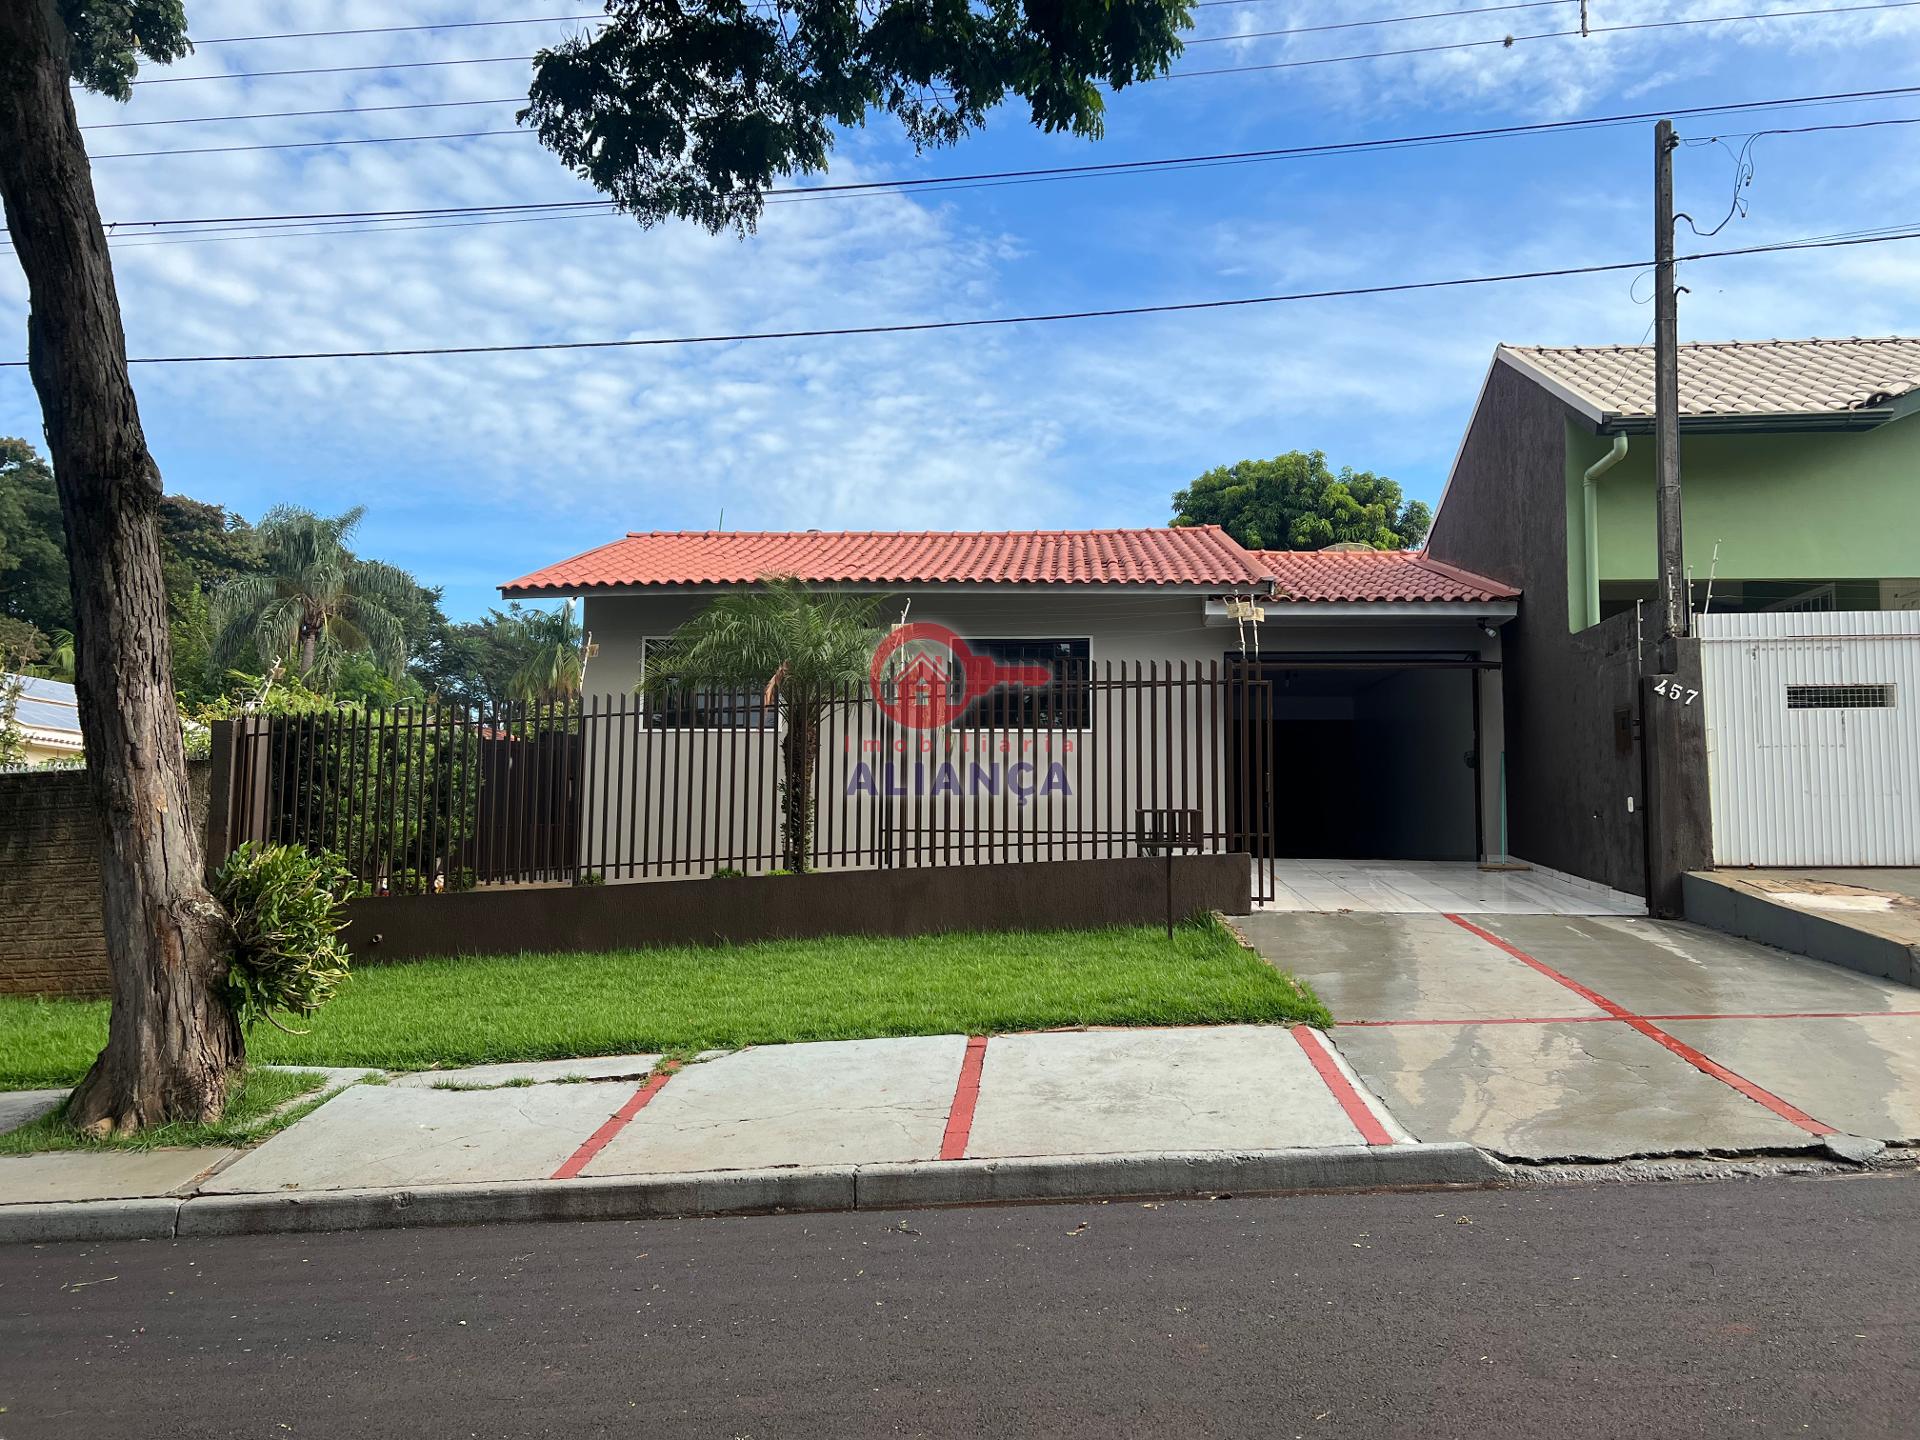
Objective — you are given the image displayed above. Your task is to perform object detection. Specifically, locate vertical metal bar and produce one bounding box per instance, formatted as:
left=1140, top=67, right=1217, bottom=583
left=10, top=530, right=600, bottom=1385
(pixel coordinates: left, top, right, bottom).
left=421, top=702, right=440, bottom=891
left=1169, top=661, right=1182, bottom=848
left=1261, top=679, right=1276, bottom=900
left=667, top=690, right=684, bottom=876
left=1208, top=660, right=1222, bottom=858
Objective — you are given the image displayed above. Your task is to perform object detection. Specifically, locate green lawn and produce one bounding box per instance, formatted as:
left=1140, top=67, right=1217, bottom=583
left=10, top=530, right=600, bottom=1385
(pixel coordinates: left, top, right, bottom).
left=0, top=918, right=1327, bottom=1088
left=0, top=1069, right=332, bottom=1155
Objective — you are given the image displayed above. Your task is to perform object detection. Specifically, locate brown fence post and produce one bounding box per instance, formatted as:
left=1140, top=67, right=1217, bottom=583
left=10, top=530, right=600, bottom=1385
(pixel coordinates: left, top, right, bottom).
left=201, top=717, right=240, bottom=883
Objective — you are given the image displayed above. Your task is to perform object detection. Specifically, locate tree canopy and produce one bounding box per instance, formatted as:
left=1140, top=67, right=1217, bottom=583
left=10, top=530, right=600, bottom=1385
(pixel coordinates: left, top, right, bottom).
left=522, top=0, right=1193, bottom=232
left=210, top=506, right=417, bottom=692
left=1170, top=451, right=1432, bottom=552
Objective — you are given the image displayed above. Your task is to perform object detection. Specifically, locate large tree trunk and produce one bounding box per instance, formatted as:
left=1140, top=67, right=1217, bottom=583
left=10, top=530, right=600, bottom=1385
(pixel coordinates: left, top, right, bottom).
left=0, top=0, right=241, bottom=1133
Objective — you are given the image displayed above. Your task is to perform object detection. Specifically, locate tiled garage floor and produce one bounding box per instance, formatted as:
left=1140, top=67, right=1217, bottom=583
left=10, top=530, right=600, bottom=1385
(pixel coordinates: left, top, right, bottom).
left=1263, top=859, right=1646, bottom=916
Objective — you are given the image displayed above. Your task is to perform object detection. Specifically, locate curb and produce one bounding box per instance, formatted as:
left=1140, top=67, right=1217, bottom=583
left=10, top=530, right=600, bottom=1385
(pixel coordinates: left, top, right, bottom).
left=0, top=1143, right=1505, bottom=1245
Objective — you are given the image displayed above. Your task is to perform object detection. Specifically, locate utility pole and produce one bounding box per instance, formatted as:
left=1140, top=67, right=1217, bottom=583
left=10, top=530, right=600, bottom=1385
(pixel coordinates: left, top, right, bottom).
left=1652, top=118, right=1688, bottom=674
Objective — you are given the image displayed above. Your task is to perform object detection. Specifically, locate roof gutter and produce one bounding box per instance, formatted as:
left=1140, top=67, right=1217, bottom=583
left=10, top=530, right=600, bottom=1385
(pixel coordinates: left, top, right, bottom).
left=1580, top=434, right=1629, bottom=630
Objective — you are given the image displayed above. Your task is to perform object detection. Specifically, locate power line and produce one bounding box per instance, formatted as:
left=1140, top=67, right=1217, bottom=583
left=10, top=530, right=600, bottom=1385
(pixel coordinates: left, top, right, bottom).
left=5, top=229, right=1912, bottom=367
left=67, top=82, right=1920, bottom=213
left=190, top=13, right=604, bottom=45
left=79, top=4, right=1577, bottom=130
left=89, top=129, right=528, bottom=161
left=183, top=1, right=1571, bottom=46
left=91, top=0, right=1920, bottom=91
left=81, top=97, right=521, bottom=131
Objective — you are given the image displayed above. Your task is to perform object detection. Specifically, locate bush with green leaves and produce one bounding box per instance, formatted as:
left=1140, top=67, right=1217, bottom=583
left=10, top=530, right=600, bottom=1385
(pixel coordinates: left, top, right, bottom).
left=212, top=843, right=354, bottom=1033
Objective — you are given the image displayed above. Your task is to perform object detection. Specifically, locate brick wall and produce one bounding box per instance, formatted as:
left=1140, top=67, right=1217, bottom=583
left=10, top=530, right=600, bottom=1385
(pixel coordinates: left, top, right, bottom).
left=0, top=762, right=210, bottom=998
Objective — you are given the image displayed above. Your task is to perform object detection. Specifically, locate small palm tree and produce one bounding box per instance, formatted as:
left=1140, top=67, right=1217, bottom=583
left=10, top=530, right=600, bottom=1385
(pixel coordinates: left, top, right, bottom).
left=210, top=506, right=414, bottom=694
left=509, top=600, right=590, bottom=704
left=644, top=577, right=883, bottom=873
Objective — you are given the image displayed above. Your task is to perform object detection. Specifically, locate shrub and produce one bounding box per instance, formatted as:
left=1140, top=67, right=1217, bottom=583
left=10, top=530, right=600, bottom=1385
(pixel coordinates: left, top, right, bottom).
left=573, top=869, right=605, bottom=887
left=711, top=867, right=746, bottom=880
left=213, top=843, right=353, bottom=1033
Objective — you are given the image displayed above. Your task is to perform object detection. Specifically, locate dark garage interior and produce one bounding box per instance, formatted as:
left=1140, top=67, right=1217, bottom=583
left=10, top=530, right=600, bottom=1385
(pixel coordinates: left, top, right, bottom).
left=1237, top=659, right=1482, bottom=861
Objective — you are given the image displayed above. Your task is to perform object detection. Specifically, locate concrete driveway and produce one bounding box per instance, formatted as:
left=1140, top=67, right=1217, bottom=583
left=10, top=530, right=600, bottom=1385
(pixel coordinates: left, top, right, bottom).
left=1232, top=910, right=1920, bottom=1161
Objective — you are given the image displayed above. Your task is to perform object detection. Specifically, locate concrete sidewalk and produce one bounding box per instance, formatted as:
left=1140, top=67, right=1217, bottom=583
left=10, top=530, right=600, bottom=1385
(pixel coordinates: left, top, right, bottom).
left=0, top=1025, right=1493, bottom=1241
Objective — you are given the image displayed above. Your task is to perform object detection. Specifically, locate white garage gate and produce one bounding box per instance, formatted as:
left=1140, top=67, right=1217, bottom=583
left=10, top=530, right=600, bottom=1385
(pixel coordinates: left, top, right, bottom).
left=1700, top=610, right=1920, bottom=866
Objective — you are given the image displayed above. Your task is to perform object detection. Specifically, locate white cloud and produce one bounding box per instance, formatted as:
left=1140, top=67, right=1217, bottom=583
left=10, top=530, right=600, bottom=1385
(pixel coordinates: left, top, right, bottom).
left=6, top=0, right=1920, bottom=613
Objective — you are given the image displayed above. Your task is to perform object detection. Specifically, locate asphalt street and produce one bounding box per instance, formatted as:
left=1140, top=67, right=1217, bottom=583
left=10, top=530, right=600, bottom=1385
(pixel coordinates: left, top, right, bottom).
left=2, top=1172, right=1915, bottom=1439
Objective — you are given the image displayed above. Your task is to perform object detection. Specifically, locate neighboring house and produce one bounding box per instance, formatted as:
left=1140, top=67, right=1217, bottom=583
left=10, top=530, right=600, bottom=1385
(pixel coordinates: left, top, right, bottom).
left=1428, top=336, right=1920, bottom=894
left=501, top=527, right=1518, bottom=865
left=3, top=674, right=83, bottom=767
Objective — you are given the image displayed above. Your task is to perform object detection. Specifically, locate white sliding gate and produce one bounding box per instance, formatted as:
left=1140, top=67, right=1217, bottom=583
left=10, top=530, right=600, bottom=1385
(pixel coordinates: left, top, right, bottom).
left=1699, top=611, right=1920, bottom=866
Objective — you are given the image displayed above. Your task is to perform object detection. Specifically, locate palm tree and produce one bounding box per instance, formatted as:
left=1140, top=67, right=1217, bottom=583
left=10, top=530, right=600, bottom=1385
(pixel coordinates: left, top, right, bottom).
left=509, top=600, right=590, bottom=704
left=644, top=577, right=884, bottom=873
left=209, top=506, right=414, bottom=694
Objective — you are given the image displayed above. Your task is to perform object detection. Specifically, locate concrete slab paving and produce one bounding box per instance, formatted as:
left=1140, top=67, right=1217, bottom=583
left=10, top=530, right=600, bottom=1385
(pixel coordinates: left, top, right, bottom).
left=1660, top=1015, right=1920, bottom=1144
left=963, top=1026, right=1364, bottom=1159
left=1329, top=1021, right=1817, bottom=1161
left=1233, top=912, right=1608, bottom=1022
left=0, top=1090, right=67, bottom=1136
left=1468, top=914, right=1919, bottom=1016
left=388, top=1054, right=662, bottom=1089
left=0, top=1148, right=234, bottom=1205
left=586, top=1036, right=966, bottom=1176
left=203, top=1080, right=640, bottom=1193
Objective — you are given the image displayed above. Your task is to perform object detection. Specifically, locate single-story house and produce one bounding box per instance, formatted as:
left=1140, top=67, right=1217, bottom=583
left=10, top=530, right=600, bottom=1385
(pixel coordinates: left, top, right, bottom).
left=502, top=526, right=1518, bottom=865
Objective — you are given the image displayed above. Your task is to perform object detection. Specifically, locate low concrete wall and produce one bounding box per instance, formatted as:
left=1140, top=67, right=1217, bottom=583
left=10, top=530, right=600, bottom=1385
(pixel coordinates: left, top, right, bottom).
left=1685, top=871, right=1920, bottom=989
left=342, top=854, right=1254, bottom=963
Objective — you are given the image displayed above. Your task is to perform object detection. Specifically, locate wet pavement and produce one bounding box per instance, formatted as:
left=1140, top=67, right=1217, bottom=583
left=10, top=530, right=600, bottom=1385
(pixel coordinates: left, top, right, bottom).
left=1234, top=910, right=1920, bottom=1162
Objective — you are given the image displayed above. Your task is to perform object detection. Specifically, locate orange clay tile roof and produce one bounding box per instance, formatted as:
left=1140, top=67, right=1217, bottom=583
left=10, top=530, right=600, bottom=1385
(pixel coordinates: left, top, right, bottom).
left=501, top=527, right=1277, bottom=595
left=1252, top=548, right=1517, bottom=604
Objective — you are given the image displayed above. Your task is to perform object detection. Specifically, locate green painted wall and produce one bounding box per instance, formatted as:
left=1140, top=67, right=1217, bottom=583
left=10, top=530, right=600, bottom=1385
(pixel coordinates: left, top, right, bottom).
left=1565, top=411, right=1920, bottom=583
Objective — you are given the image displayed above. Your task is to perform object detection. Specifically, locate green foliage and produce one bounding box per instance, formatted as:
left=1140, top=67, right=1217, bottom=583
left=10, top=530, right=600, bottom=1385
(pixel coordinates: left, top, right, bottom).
left=413, top=602, right=588, bottom=712
left=711, top=867, right=747, bottom=879
left=210, top=505, right=421, bottom=692
left=1171, top=451, right=1433, bottom=552
left=644, top=576, right=882, bottom=702
left=211, top=843, right=353, bottom=1034
left=509, top=599, right=588, bottom=704
left=0, top=439, right=74, bottom=636
left=58, top=0, right=192, bottom=99
left=521, top=0, right=1192, bottom=233
left=646, top=578, right=884, bottom=873
left=573, top=870, right=605, bottom=887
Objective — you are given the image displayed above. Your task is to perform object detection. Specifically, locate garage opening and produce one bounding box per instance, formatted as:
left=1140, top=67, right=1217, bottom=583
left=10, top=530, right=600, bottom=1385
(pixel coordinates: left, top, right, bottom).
left=1232, top=655, right=1485, bottom=861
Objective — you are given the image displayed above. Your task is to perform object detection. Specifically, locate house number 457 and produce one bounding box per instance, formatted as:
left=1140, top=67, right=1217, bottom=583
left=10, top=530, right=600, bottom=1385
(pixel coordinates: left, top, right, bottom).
left=1652, top=679, right=1700, bottom=705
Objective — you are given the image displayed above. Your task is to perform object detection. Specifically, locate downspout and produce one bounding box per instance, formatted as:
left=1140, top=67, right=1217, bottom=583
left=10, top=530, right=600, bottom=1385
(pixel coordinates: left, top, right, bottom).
left=1581, top=434, right=1629, bottom=629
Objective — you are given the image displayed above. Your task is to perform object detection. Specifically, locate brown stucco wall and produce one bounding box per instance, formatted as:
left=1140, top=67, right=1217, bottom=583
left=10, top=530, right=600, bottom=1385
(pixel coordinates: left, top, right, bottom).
left=0, top=762, right=210, bottom=998
left=342, top=853, right=1254, bottom=964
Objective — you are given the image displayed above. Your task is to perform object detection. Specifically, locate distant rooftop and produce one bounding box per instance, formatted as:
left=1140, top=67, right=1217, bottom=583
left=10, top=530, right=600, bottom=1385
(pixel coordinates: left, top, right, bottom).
left=1498, top=337, right=1920, bottom=429
left=5, top=673, right=82, bottom=753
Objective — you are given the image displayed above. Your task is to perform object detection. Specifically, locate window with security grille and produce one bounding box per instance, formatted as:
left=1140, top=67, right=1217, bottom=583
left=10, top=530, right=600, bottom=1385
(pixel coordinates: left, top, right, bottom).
left=640, top=638, right=777, bottom=729
left=1785, top=684, right=1896, bottom=710
left=958, top=638, right=1092, bottom=730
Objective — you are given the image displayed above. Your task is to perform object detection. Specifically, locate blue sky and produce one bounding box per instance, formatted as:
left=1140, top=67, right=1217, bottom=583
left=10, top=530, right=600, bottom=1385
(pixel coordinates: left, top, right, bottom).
left=5, top=1, right=1919, bottom=619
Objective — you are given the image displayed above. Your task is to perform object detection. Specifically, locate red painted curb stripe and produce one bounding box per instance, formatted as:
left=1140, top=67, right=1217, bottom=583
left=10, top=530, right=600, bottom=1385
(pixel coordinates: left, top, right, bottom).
left=1441, top=914, right=1839, bottom=1138
left=939, top=1036, right=989, bottom=1161
left=1293, top=1026, right=1396, bottom=1147
left=1341, top=1009, right=1920, bottom=1028
left=551, top=1066, right=678, bottom=1180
